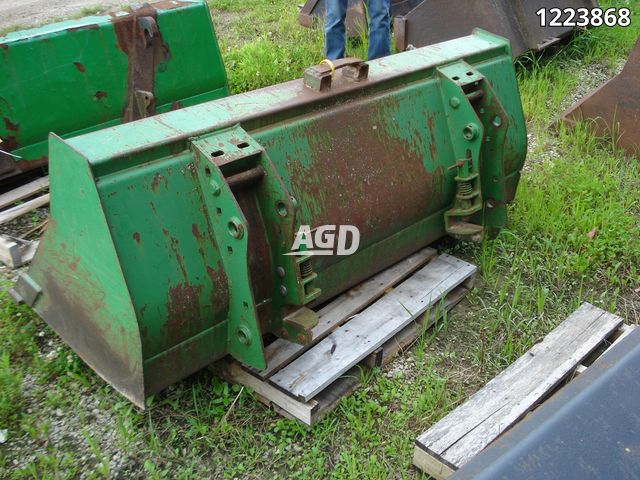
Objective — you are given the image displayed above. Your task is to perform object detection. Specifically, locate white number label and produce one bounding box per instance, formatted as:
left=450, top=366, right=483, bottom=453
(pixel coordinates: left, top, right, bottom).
left=537, top=8, right=631, bottom=28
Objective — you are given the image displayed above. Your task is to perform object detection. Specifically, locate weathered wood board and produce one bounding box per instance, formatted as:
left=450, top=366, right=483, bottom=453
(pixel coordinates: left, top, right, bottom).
left=413, top=303, right=626, bottom=479
left=0, top=176, right=49, bottom=210
left=270, top=254, right=477, bottom=402
left=220, top=283, right=472, bottom=426
left=257, top=247, right=438, bottom=379
left=217, top=252, right=477, bottom=425
left=0, top=194, right=50, bottom=225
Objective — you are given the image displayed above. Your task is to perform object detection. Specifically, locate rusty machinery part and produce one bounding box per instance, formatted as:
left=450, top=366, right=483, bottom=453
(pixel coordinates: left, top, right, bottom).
left=299, top=0, right=599, bottom=58
left=11, top=31, right=527, bottom=407
left=560, top=37, right=640, bottom=158
left=393, top=0, right=599, bottom=56
left=0, top=0, right=229, bottom=182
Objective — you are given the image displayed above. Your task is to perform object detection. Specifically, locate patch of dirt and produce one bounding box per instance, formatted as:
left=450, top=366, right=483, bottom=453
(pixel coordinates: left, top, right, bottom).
left=0, top=0, right=129, bottom=30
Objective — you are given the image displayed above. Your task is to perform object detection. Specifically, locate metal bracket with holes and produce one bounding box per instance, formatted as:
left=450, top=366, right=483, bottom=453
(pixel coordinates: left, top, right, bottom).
left=191, top=125, right=321, bottom=368
left=437, top=61, right=510, bottom=241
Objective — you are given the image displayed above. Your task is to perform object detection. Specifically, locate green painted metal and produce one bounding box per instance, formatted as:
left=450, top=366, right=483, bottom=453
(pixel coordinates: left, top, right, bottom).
left=0, top=0, right=228, bottom=180
left=12, top=30, right=527, bottom=407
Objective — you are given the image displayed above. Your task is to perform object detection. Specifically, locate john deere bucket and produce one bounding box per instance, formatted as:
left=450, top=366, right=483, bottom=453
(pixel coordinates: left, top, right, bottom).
left=12, top=30, right=527, bottom=407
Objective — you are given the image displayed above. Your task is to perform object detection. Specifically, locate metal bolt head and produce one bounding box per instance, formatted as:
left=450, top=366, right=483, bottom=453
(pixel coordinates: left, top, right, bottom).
left=463, top=123, right=480, bottom=141
left=237, top=326, right=252, bottom=346
left=280, top=285, right=288, bottom=296
left=450, top=97, right=461, bottom=109
left=227, top=217, right=244, bottom=239
left=210, top=180, right=221, bottom=196
left=276, top=266, right=286, bottom=278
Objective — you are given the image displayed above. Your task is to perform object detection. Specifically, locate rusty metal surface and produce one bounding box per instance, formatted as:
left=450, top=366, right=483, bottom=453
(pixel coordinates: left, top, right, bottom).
left=561, top=37, right=640, bottom=157
left=112, top=5, right=168, bottom=122
left=394, top=0, right=599, bottom=56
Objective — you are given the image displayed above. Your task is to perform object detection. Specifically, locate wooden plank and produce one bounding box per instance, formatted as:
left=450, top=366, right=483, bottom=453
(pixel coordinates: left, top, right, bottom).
left=0, top=176, right=49, bottom=210
left=257, top=247, right=438, bottom=378
left=270, top=254, right=477, bottom=401
left=367, top=282, right=472, bottom=368
left=413, top=446, right=455, bottom=480
left=414, top=303, right=624, bottom=477
left=217, top=361, right=318, bottom=426
left=0, top=194, right=50, bottom=225
left=221, top=278, right=474, bottom=425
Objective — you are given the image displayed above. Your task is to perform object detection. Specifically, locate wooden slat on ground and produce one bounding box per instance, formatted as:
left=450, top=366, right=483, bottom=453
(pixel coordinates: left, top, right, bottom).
left=257, top=247, right=438, bottom=378
left=219, top=282, right=472, bottom=426
left=0, top=194, right=50, bottom=225
left=413, top=302, right=625, bottom=480
left=0, top=176, right=49, bottom=210
left=270, top=254, right=477, bottom=402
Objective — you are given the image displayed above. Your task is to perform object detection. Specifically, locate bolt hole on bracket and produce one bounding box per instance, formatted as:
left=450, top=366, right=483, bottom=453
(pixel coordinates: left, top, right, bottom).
left=276, top=201, right=288, bottom=217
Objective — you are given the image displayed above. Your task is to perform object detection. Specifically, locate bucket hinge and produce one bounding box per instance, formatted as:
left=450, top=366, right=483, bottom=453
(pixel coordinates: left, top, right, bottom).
left=437, top=61, right=510, bottom=241
left=191, top=126, right=321, bottom=366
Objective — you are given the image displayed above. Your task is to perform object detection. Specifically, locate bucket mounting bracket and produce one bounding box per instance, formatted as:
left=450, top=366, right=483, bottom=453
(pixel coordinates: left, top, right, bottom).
left=191, top=126, right=321, bottom=367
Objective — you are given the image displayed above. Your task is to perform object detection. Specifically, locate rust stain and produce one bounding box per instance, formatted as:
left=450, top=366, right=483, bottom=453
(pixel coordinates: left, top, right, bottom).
left=74, top=62, right=86, bottom=73
left=206, top=262, right=230, bottom=320
left=164, top=282, right=203, bottom=339
left=4, top=118, right=19, bottom=132
left=161, top=227, right=187, bottom=279
left=150, top=172, right=167, bottom=193
left=0, top=44, right=8, bottom=50
left=95, top=91, right=108, bottom=100
left=39, top=269, right=144, bottom=405
left=111, top=4, right=170, bottom=123
left=170, top=101, right=183, bottom=111
left=133, top=232, right=141, bottom=244
left=428, top=116, right=438, bottom=160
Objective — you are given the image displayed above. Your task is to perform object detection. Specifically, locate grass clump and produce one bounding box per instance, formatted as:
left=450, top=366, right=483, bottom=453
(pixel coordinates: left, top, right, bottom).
left=0, top=353, right=22, bottom=426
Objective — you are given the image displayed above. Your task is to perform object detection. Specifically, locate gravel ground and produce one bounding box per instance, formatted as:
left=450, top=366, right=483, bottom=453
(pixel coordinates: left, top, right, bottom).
left=0, top=0, right=130, bottom=30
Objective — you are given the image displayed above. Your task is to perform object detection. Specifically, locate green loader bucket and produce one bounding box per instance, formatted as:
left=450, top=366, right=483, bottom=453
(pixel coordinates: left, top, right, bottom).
left=12, top=31, right=527, bottom=407
left=0, top=0, right=228, bottom=181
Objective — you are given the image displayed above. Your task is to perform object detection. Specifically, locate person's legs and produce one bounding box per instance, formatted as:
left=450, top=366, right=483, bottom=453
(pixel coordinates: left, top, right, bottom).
left=325, top=0, right=348, bottom=60
left=366, top=0, right=391, bottom=60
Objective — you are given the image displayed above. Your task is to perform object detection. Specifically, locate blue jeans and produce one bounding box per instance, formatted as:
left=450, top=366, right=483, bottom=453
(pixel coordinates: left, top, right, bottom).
left=325, top=0, right=391, bottom=60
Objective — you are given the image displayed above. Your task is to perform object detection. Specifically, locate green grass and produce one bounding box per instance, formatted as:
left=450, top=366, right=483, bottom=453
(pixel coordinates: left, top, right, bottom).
left=1, top=0, right=640, bottom=478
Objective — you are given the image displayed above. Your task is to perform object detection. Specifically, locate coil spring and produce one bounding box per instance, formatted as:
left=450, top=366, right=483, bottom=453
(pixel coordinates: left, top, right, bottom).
left=300, top=259, right=313, bottom=278
left=459, top=181, right=473, bottom=196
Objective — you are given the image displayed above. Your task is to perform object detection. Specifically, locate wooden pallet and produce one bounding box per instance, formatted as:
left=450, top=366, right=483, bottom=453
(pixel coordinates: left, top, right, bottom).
left=0, top=176, right=50, bottom=226
left=413, top=303, right=636, bottom=479
left=215, top=249, right=477, bottom=425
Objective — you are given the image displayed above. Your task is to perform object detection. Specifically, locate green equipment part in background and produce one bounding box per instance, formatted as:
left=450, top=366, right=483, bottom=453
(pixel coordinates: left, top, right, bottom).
left=0, top=0, right=228, bottom=180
